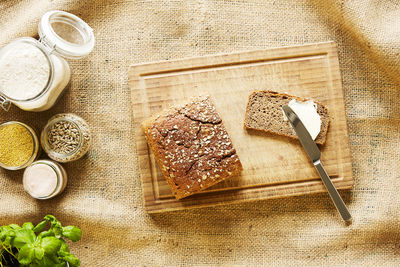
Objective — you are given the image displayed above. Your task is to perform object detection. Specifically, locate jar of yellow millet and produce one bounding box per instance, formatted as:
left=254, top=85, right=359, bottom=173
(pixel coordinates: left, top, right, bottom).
left=0, top=121, right=39, bottom=170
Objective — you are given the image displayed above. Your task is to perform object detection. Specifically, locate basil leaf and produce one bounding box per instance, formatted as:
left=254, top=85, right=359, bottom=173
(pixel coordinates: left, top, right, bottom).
left=34, top=247, right=45, bottom=260
left=4, top=235, right=14, bottom=246
left=9, top=224, right=21, bottom=230
left=13, top=229, right=35, bottom=248
left=62, top=252, right=80, bottom=267
left=22, top=222, right=34, bottom=230
left=62, top=226, right=82, bottom=242
left=1, top=228, right=15, bottom=244
left=35, top=254, right=60, bottom=267
left=33, top=221, right=47, bottom=233
left=41, top=236, right=62, bottom=255
left=46, top=216, right=63, bottom=238
left=0, top=231, right=6, bottom=241
left=38, top=230, right=54, bottom=239
left=47, top=253, right=61, bottom=264
left=53, top=224, right=63, bottom=239
left=59, top=239, right=70, bottom=253
left=44, top=215, right=56, bottom=222
left=17, top=244, right=34, bottom=265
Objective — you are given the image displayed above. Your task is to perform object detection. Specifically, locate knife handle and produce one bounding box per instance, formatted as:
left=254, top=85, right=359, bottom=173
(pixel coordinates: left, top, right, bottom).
left=314, top=161, right=352, bottom=222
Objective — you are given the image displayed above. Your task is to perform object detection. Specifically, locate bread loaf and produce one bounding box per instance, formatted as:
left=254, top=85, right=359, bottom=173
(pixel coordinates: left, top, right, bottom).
left=142, top=96, right=243, bottom=199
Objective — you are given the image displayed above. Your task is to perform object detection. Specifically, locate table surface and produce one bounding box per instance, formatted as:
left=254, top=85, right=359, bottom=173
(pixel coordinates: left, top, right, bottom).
left=0, top=0, right=399, bottom=266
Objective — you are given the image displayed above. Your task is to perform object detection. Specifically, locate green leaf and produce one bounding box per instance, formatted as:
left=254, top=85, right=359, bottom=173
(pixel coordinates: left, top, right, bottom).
left=33, top=247, right=44, bottom=260
left=9, top=224, right=21, bottom=230
left=53, top=225, right=63, bottom=239
left=38, top=230, right=54, bottom=239
left=33, top=221, right=47, bottom=233
left=0, top=228, right=15, bottom=244
left=35, top=254, right=60, bottom=267
left=61, top=252, right=80, bottom=267
left=59, top=239, right=70, bottom=253
left=47, top=253, right=61, bottom=264
left=41, top=236, right=62, bottom=255
left=22, top=222, right=34, bottom=230
left=44, top=215, right=63, bottom=238
left=44, top=215, right=56, bottom=222
left=62, top=226, right=82, bottom=242
left=13, top=229, right=35, bottom=248
left=17, top=244, right=34, bottom=265
left=0, top=231, right=6, bottom=241
left=4, top=235, right=14, bottom=246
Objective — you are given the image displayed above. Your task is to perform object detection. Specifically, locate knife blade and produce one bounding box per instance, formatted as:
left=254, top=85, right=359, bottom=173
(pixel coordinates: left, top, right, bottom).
left=282, top=105, right=352, bottom=222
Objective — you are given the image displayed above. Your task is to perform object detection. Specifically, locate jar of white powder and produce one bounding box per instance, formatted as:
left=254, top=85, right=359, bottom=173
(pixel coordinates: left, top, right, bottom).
left=23, top=160, right=68, bottom=199
left=0, top=10, right=95, bottom=112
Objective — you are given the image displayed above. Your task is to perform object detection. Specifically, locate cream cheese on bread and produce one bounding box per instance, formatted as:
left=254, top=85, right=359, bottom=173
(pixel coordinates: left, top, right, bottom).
left=285, top=99, right=322, bottom=140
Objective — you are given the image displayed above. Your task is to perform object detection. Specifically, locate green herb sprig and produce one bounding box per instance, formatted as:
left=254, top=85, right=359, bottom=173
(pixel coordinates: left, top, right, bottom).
left=0, top=215, right=81, bottom=267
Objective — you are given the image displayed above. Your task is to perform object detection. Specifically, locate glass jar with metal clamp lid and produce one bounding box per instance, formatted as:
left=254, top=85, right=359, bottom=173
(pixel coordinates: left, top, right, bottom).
left=0, top=10, right=95, bottom=112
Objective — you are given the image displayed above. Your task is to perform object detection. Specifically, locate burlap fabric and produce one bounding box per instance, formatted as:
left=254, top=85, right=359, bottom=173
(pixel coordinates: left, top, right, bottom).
left=1, top=0, right=399, bottom=266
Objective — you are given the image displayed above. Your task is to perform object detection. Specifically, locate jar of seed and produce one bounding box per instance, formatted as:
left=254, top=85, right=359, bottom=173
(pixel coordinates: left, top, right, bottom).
left=0, top=121, right=39, bottom=170
left=41, top=113, right=91, bottom=163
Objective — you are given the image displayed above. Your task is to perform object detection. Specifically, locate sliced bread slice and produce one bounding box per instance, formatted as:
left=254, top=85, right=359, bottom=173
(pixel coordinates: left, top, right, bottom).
left=244, top=90, right=330, bottom=145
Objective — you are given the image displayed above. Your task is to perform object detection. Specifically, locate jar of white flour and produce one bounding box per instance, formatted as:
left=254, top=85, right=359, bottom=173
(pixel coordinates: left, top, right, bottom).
left=0, top=11, right=95, bottom=112
left=23, top=159, right=68, bottom=199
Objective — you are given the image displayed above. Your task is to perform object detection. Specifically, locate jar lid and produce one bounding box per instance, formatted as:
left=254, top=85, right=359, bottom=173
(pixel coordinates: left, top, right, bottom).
left=38, top=10, right=95, bottom=59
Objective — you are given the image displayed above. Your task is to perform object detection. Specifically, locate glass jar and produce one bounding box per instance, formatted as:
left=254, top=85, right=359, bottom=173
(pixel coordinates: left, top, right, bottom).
left=0, top=10, right=95, bottom=112
left=41, top=113, right=91, bottom=163
left=23, top=160, right=68, bottom=200
left=0, top=121, right=39, bottom=170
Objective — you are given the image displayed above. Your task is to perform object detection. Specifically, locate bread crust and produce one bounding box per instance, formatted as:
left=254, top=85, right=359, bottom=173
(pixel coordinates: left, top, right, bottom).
left=244, top=90, right=330, bottom=145
left=142, top=96, right=242, bottom=199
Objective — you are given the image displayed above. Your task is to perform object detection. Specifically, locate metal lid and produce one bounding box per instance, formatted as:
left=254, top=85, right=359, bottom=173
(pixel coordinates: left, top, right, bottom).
left=38, top=10, right=95, bottom=59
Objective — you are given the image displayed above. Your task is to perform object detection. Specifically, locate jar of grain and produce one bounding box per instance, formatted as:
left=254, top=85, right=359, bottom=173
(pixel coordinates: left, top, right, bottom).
left=0, top=121, right=39, bottom=170
left=0, top=10, right=95, bottom=112
left=41, top=113, right=91, bottom=163
left=23, top=160, right=68, bottom=200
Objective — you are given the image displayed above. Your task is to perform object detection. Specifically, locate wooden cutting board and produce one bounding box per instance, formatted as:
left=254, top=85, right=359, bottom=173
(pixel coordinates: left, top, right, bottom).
left=129, top=41, right=353, bottom=213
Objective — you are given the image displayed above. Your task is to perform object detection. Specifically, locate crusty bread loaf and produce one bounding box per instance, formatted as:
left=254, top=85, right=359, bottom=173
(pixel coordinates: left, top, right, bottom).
left=142, top=96, right=243, bottom=199
left=244, top=90, right=330, bottom=145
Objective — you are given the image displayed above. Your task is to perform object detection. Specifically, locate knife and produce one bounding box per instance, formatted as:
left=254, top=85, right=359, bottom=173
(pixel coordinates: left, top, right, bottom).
left=282, top=105, right=352, bottom=222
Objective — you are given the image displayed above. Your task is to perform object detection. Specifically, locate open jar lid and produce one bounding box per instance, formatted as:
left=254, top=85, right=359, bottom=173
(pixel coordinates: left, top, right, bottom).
left=38, top=10, right=95, bottom=59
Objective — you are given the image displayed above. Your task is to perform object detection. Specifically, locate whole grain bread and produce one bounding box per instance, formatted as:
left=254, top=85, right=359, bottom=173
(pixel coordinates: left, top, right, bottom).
left=244, top=90, right=330, bottom=145
left=142, top=96, right=243, bottom=200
